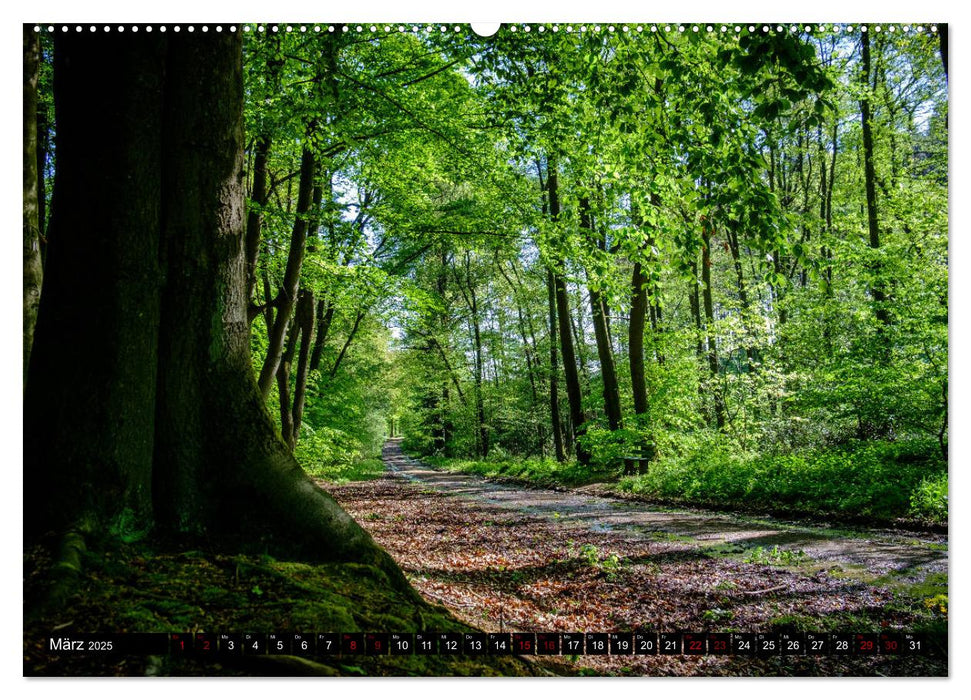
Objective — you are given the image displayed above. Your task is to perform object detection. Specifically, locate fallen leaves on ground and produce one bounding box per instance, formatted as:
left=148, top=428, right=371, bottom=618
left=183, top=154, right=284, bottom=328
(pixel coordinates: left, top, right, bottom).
left=327, top=473, right=946, bottom=677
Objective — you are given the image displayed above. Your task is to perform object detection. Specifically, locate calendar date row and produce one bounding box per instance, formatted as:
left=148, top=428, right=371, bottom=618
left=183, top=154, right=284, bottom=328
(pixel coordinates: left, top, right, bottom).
left=56, top=631, right=926, bottom=657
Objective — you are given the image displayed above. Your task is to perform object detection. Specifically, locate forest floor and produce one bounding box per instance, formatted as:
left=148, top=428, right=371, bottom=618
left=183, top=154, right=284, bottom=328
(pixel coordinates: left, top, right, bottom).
left=322, top=439, right=948, bottom=676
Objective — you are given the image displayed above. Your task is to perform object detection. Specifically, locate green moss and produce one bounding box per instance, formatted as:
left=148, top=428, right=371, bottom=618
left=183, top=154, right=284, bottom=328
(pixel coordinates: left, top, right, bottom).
left=25, top=538, right=548, bottom=676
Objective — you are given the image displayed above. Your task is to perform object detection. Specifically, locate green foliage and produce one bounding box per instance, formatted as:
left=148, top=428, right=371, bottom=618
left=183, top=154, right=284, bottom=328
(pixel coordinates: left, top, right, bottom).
left=910, top=473, right=948, bottom=522
left=619, top=438, right=947, bottom=524
left=744, top=546, right=808, bottom=566
left=241, top=26, right=946, bottom=530
left=426, top=454, right=612, bottom=488
left=107, top=508, right=151, bottom=544
left=577, top=428, right=638, bottom=470
left=295, top=426, right=385, bottom=483
left=923, top=593, right=948, bottom=615
left=578, top=543, right=622, bottom=574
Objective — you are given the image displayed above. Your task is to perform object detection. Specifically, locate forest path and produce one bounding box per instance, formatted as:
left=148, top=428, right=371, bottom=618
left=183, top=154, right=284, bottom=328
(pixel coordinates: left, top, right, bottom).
left=375, top=439, right=946, bottom=578
left=321, top=439, right=947, bottom=675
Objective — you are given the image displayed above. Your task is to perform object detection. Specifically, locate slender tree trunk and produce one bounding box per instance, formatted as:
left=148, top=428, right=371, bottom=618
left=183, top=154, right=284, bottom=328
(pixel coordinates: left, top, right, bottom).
left=536, top=161, right=565, bottom=461
left=432, top=247, right=452, bottom=454
left=823, top=117, right=837, bottom=295
left=441, top=384, right=454, bottom=457
left=548, top=167, right=588, bottom=463
left=472, top=303, right=488, bottom=457
left=546, top=270, right=566, bottom=462
left=701, top=225, right=726, bottom=430
left=860, top=30, right=891, bottom=332
left=276, top=325, right=297, bottom=447
left=261, top=271, right=276, bottom=338
left=23, top=26, right=44, bottom=387
left=628, top=256, right=657, bottom=474
left=570, top=288, right=591, bottom=386
left=278, top=177, right=325, bottom=444
left=245, top=134, right=271, bottom=303
left=647, top=239, right=664, bottom=366
left=257, top=147, right=316, bottom=398
left=290, top=289, right=316, bottom=446
left=497, top=260, right=539, bottom=409
left=309, top=300, right=335, bottom=372
left=726, top=222, right=756, bottom=369
left=329, top=309, right=365, bottom=379
left=580, top=200, right=622, bottom=432
left=689, top=259, right=705, bottom=369
left=630, top=259, right=649, bottom=417
left=244, top=34, right=283, bottom=306
left=767, top=140, right=790, bottom=328
left=459, top=255, right=489, bottom=458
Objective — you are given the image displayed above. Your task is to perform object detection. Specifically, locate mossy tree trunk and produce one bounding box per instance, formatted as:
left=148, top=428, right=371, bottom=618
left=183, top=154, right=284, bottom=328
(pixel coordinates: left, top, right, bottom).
left=25, top=31, right=404, bottom=583
left=23, top=26, right=44, bottom=388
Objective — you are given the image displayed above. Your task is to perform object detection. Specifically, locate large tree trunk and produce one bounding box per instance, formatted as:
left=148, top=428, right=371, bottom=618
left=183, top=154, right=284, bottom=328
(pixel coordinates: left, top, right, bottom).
left=25, top=32, right=405, bottom=584
left=23, top=26, right=44, bottom=387
left=25, top=31, right=166, bottom=533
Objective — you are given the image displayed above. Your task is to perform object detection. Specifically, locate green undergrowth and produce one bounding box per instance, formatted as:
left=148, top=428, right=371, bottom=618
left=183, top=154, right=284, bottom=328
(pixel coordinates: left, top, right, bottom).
left=618, top=439, right=947, bottom=526
left=421, top=454, right=615, bottom=488
left=23, top=537, right=545, bottom=677
left=301, top=457, right=385, bottom=483
left=418, top=439, right=947, bottom=527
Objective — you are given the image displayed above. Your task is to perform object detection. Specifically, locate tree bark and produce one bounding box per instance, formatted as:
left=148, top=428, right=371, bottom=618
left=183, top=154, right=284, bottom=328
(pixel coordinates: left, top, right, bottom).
left=725, top=221, right=756, bottom=369
left=23, top=26, right=44, bottom=387
left=457, top=253, right=489, bottom=458
left=309, top=300, right=335, bottom=372
left=276, top=323, right=298, bottom=449
left=26, top=32, right=407, bottom=585
left=689, top=259, right=705, bottom=367
left=25, top=31, right=165, bottom=533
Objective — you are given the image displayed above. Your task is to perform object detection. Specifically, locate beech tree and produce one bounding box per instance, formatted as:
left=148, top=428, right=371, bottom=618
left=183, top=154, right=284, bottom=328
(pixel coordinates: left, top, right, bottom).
left=24, top=31, right=409, bottom=589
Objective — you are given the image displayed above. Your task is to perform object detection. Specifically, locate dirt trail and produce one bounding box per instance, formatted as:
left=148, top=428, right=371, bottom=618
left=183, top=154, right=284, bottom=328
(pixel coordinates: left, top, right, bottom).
left=323, top=440, right=947, bottom=676
left=379, top=439, right=946, bottom=578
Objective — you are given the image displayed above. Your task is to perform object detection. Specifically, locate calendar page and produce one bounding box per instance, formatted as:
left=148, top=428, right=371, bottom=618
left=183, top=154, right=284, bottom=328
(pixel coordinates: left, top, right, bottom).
left=23, top=18, right=948, bottom=679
